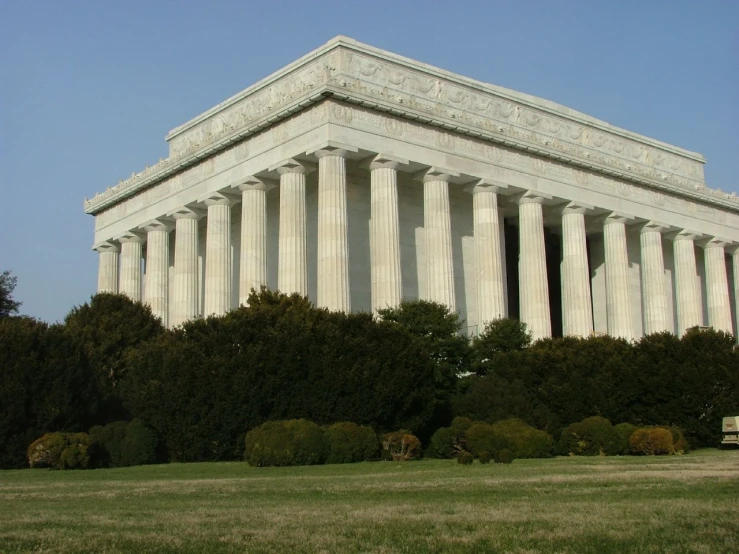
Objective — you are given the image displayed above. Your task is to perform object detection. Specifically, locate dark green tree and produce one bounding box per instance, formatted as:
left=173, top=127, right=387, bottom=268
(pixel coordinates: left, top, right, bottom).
left=0, top=270, right=21, bottom=318
left=0, top=317, right=100, bottom=468
left=628, top=328, right=739, bottom=446
left=124, top=290, right=437, bottom=462
left=64, top=293, right=164, bottom=423
left=472, top=318, right=531, bottom=375
left=378, top=299, right=471, bottom=436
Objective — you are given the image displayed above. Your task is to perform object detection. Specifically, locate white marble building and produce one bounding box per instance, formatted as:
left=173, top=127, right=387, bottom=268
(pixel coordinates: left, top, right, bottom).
left=85, top=36, right=739, bottom=340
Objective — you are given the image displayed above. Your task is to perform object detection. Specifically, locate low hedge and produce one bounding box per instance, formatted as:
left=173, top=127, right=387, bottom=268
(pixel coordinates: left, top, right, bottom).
left=558, top=416, right=621, bottom=456
left=629, top=427, right=674, bottom=455
left=464, top=419, right=551, bottom=460
left=614, top=422, right=638, bottom=455
left=325, top=422, right=378, bottom=464
left=427, top=417, right=474, bottom=459
left=89, top=419, right=160, bottom=468
left=27, top=432, right=93, bottom=469
left=490, top=418, right=552, bottom=458
left=244, top=419, right=329, bottom=467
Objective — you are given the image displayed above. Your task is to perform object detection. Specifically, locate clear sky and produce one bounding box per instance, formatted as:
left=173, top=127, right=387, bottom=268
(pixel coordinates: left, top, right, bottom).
left=1, top=0, right=737, bottom=323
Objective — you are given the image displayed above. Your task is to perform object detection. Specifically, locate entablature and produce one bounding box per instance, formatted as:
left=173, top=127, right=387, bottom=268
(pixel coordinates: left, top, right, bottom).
left=84, top=37, right=737, bottom=216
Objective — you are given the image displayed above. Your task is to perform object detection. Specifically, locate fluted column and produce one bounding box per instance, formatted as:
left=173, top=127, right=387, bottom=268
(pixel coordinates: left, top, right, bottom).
left=369, top=155, right=404, bottom=312
left=170, top=208, right=203, bottom=327
left=469, top=180, right=506, bottom=326
left=236, top=176, right=275, bottom=305
left=419, top=168, right=456, bottom=312
left=273, top=159, right=313, bottom=296
left=672, top=231, right=703, bottom=335
left=315, top=148, right=351, bottom=312
left=703, top=239, right=733, bottom=333
left=203, top=193, right=236, bottom=317
left=561, top=203, right=593, bottom=337
left=603, top=214, right=634, bottom=340
left=94, top=242, right=119, bottom=293
left=518, top=194, right=551, bottom=341
left=639, top=222, right=669, bottom=335
left=118, top=233, right=144, bottom=302
left=142, top=220, right=171, bottom=326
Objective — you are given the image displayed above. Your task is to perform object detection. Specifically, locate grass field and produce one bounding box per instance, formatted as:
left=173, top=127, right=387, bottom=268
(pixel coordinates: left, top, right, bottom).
left=1, top=449, right=738, bottom=553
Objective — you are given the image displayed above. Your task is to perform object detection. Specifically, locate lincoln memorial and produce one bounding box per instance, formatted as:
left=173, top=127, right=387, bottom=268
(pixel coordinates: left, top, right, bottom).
left=84, top=36, right=739, bottom=340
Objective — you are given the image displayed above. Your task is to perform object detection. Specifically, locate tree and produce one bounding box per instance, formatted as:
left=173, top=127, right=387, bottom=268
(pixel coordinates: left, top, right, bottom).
left=378, top=300, right=471, bottom=437
left=124, top=290, right=438, bottom=462
left=472, top=318, right=531, bottom=375
left=0, top=270, right=21, bottom=318
left=64, top=293, right=164, bottom=423
left=0, top=317, right=100, bottom=468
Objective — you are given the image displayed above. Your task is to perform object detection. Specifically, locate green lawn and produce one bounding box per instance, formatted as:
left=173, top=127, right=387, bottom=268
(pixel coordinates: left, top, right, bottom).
left=1, top=449, right=738, bottom=553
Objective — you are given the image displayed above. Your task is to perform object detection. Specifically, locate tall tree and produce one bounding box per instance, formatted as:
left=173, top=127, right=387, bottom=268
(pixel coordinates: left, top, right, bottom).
left=0, top=270, right=21, bottom=318
left=0, top=317, right=99, bottom=468
left=64, top=293, right=164, bottom=423
left=471, top=317, right=532, bottom=375
left=124, top=290, right=437, bottom=462
left=378, top=300, right=471, bottom=437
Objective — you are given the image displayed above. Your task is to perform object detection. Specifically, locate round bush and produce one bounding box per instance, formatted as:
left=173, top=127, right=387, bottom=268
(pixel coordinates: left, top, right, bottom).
left=465, top=422, right=512, bottom=458
left=90, top=422, right=127, bottom=467
left=428, top=427, right=455, bottom=459
left=244, top=419, right=329, bottom=467
left=478, top=451, right=492, bottom=464
left=27, top=432, right=92, bottom=469
left=490, top=418, right=552, bottom=458
left=325, top=422, right=378, bottom=464
left=664, top=426, right=688, bottom=453
left=629, top=427, right=674, bottom=455
left=381, top=431, right=422, bottom=461
left=90, top=420, right=160, bottom=467
left=613, top=423, right=638, bottom=455
left=494, top=449, right=515, bottom=464
left=122, top=420, right=160, bottom=466
left=457, top=450, right=474, bottom=465
left=558, top=416, right=621, bottom=456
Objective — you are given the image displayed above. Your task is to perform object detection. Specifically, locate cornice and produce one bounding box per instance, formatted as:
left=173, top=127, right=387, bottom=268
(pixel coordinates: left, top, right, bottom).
left=84, top=36, right=737, bottom=216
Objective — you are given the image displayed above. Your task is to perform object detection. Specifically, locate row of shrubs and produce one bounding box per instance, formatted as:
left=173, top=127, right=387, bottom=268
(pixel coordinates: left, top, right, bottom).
left=27, top=416, right=689, bottom=470
left=27, top=420, right=161, bottom=470
left=558, top=416, right=688, bottom=456
left=429, top=416, right=688, bottom=465
left=428, top=417, right=551, bottom=463
left=243, top=420, right=425, bottom=466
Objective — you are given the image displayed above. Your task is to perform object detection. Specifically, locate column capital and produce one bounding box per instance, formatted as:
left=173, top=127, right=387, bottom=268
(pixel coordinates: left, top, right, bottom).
left=115, top=230, right=145, bottom=244
left=92, top=240, right=120, bottom=253
left=138, top=218, right=174, bottom=233
left=363, top=153, right=409, bottom=171
left=637, top=220, right=671, bottom=234
left=234, top=175, right=277, bottom=192
left=602, top=212, right=634, bottom=225
left=308, top=140, right=358, bottom=160
left=668, top=229, right=703, bottom=242
left=268, top=158, right=316, bottom=175
left=413, top=166, right=459, bottom=183
left=464, top=178, right=507, bottom=195
left=516, top=190, right=552, bottom=205
left=560, top=201, right=594, bottom=216
left=167, top=206, right=206, bottom=220
left=199, top=191, right=239, bottom=207
left=700, top=237, right=732, bottom=249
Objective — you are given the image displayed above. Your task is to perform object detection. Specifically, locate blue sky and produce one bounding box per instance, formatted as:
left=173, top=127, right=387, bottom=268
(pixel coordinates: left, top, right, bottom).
left=1, top=0, right=737, bottom=323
